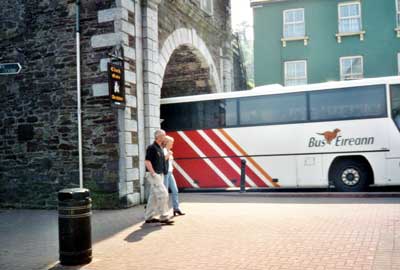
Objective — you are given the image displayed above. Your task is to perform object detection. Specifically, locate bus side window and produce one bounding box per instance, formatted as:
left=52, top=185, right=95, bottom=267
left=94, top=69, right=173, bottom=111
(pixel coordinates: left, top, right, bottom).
left=225, top=99, right=238, bottom=127
left=309, top=85, right=386, bottom=121
left=391, top=84, right=400, bottom=130
left=239, top=93, right=307, bottom=126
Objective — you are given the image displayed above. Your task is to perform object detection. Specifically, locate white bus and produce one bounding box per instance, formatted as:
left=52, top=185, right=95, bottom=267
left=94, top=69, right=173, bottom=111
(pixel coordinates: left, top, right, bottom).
left=160, top=77, right=400, bottom=192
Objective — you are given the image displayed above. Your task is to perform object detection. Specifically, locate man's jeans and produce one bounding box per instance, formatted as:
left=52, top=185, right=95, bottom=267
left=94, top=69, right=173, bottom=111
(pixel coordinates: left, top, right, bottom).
left=164, top=172, right=180, bottom=210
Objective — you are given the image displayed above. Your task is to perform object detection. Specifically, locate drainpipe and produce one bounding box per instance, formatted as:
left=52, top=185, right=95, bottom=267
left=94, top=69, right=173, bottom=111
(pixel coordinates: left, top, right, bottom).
left=76, top=0, right=83, bottom=188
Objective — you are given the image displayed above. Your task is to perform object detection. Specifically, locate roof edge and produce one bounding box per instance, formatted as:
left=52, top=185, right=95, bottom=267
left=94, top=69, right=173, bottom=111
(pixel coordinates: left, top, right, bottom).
left=250, top=0, right=290, bottom=8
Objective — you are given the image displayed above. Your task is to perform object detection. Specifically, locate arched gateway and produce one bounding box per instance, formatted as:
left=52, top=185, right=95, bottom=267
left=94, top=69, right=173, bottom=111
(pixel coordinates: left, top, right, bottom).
left=159, top=28, right=222, bottom=96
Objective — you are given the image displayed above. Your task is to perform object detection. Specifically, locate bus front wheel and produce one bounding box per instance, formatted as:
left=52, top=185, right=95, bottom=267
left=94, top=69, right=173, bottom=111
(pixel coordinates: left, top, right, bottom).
left=330, top=159, right=370, bottom=192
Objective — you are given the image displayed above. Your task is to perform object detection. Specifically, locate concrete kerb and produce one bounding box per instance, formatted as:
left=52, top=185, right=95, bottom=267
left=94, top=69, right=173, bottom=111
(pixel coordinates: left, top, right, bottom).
left=179, top=190, right=400, bottom=198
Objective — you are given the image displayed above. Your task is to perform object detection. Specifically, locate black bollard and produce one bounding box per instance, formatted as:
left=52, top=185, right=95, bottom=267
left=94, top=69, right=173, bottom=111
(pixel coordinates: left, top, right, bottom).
left=240, top=159, right=246, bottom=193
left=58, top=188, right=92, bottom=266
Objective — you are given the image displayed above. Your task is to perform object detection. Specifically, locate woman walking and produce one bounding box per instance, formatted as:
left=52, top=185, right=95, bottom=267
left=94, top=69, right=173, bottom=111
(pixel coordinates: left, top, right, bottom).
left=163, top=136, right=185, bottom=216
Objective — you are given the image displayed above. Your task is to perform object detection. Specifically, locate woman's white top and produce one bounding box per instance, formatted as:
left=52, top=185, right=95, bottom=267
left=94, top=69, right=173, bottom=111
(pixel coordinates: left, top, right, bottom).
left=163, top=148, right=174, bottom=172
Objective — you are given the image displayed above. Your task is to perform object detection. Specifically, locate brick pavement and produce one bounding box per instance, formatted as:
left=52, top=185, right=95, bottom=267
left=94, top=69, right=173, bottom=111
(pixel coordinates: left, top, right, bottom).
left=46, top=194, right=400, bottom=270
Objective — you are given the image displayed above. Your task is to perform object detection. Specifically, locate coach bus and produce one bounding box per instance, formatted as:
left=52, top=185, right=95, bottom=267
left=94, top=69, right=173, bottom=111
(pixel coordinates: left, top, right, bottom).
left=160, top=77, right=400, bottom=192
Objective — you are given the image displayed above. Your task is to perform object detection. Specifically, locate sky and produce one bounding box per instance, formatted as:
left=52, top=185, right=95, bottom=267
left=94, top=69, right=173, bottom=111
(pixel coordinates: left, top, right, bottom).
left=231, top=0, right=254, bottom=39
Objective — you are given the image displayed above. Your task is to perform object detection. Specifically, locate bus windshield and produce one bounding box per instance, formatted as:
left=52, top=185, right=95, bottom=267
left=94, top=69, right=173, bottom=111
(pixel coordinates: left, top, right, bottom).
left=391, top=84, right=400, bottom=130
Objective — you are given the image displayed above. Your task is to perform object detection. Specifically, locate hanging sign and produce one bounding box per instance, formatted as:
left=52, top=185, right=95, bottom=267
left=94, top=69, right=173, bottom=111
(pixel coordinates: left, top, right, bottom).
left=108, top=63, right=125, bottom=105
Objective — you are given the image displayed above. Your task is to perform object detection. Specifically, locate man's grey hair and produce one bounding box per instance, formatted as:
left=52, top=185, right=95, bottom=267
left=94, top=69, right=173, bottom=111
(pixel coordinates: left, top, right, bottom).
left=154, top=129, right=166, bottom=139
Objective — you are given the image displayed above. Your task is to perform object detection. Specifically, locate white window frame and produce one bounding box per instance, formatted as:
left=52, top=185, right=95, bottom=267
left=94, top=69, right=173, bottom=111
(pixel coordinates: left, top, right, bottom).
left=200, top=0, right=213, bottom=16
left=338, top=2, right=362, bottom=34
left=283, top=8, right=305, bottom=38
left=340, top=56, right=364, bottom=80
left=398, top=53, right=400, bottom=75
left=284, top=60, right=307, bottom=86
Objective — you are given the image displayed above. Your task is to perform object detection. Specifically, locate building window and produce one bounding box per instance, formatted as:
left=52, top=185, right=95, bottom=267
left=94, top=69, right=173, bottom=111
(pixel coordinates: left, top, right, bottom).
left=200, top=0, right=213, bottom=15
left=338, top=2, right=362, bottom=33
left=284, top=60, right=307, bottom=86
left=397, top=0, right=400, bottom=27
left=283, top=9, right=305, bottom=38
left=396, top=0, right=400, bottom=37
left=340, top=56, right=363, bottom=80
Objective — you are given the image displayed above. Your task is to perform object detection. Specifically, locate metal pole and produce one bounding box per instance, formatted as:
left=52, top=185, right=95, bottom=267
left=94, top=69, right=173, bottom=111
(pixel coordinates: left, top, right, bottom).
left=76, top=0, right=83, bottom=188
left=240, top=159, right=246, bottom=193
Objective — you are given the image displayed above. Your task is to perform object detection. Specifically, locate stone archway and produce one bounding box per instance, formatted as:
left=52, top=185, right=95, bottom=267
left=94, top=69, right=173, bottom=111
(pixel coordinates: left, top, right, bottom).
left=158, top=28, right=222, bottom=94
left=143, top=27, right=223, bottom=145
left=161, top=44, right=216, bottom=98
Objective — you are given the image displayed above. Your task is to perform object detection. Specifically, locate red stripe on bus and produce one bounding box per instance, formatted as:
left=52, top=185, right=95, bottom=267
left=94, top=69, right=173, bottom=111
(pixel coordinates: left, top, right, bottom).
left=218, top=129, right=280, bottom=187
left=168, top=131, right=230, bottom=188
left=205, top=129, right=269, bottom=188
left=184, top=130, right=245, bottom=187
left=172, top=167, right=194, bottom=189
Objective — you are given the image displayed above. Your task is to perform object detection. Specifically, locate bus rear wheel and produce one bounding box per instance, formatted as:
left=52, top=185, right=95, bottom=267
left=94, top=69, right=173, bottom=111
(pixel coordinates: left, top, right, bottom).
left=331, top=159, right=370, bottom=192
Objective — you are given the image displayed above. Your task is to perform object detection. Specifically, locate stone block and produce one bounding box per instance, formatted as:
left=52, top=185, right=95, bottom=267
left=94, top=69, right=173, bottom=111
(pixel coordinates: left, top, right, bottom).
left=126, top=95, right=137, bottom=108
left=138, top=117, right=145, bottom=130
left=114, top=20, right=122, bottom=32
left=145, top=116, right=161, bottom=128
left=98, top=8, right=122, bottom=23
left=125, top=70, right=137, bottom=84
left=92, top=83, right=109, bottom=97
left=119, top=0, right=135, bottom=13
left=125, top=156, right=133, bottom=170
left=125, top=132, right=132, bottom=144
left=121, top=21, right=135, bottom=36
left=120, top=32, right=130, bottom=46
left=91, top=33, right=121, bottom=48
left=126, top=168, right=139, bottom=181
left=144, top=104, right=159, bottom=118
left=126, top=144, right=139, bottom=156
left=125, top=119, right=137, bottom=132
left=127, top=180, right=134, bottom=193
left=124, top=107, right=132, bottom=119
left=160, top=51, right=169, bottom=67
left=119, top=181, right=127, bottom=196
left=144, top=93, right=159, bottom=106
left=100, top=58, right=111, bottom=72
left=123, top=46, right=136, bottom=60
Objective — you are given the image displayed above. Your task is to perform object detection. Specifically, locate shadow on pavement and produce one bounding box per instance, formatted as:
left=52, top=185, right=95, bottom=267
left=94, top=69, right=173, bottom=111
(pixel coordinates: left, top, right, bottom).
left=124, top=223, right=162, bottom=243
left=0, top=207, right=146, bottom=270
left=91, top=208, right=145, bottom=243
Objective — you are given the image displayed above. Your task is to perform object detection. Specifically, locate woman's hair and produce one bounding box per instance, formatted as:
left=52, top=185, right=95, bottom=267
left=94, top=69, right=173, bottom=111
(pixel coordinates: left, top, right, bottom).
left=164, top=135, right=175, bottom=143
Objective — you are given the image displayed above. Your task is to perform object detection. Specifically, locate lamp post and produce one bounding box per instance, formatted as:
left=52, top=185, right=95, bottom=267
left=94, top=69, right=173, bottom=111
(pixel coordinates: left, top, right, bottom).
left=76, top=0, right=83, bottom=188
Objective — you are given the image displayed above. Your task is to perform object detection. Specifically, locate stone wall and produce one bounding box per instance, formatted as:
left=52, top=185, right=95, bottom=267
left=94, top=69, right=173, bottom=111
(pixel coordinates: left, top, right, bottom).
left=0, top=0, right=123, bottom=209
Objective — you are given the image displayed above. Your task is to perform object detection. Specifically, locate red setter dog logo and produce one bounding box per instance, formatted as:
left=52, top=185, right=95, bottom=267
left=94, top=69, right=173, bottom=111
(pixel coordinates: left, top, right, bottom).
left=317, top=128, right=341, bottom=144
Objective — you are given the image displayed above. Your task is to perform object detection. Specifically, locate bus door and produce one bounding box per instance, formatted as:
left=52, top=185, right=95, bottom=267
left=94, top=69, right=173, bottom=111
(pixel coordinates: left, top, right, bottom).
left=387, top=84, right=400, bottom=183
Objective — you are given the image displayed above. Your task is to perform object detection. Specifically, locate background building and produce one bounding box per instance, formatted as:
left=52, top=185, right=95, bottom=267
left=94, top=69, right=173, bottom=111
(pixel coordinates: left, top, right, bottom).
left=251, top=0, right=400, bottom=87
left=0, top=0, right=235, bottom=209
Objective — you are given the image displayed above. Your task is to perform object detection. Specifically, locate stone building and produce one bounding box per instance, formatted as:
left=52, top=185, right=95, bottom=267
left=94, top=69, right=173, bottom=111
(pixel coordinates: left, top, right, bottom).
left=0, top=0, right=234, bottom=208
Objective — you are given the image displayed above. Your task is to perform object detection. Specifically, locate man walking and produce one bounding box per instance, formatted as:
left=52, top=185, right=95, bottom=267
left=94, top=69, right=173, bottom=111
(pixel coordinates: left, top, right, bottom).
left=144, top=129, right=174, bottom=225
